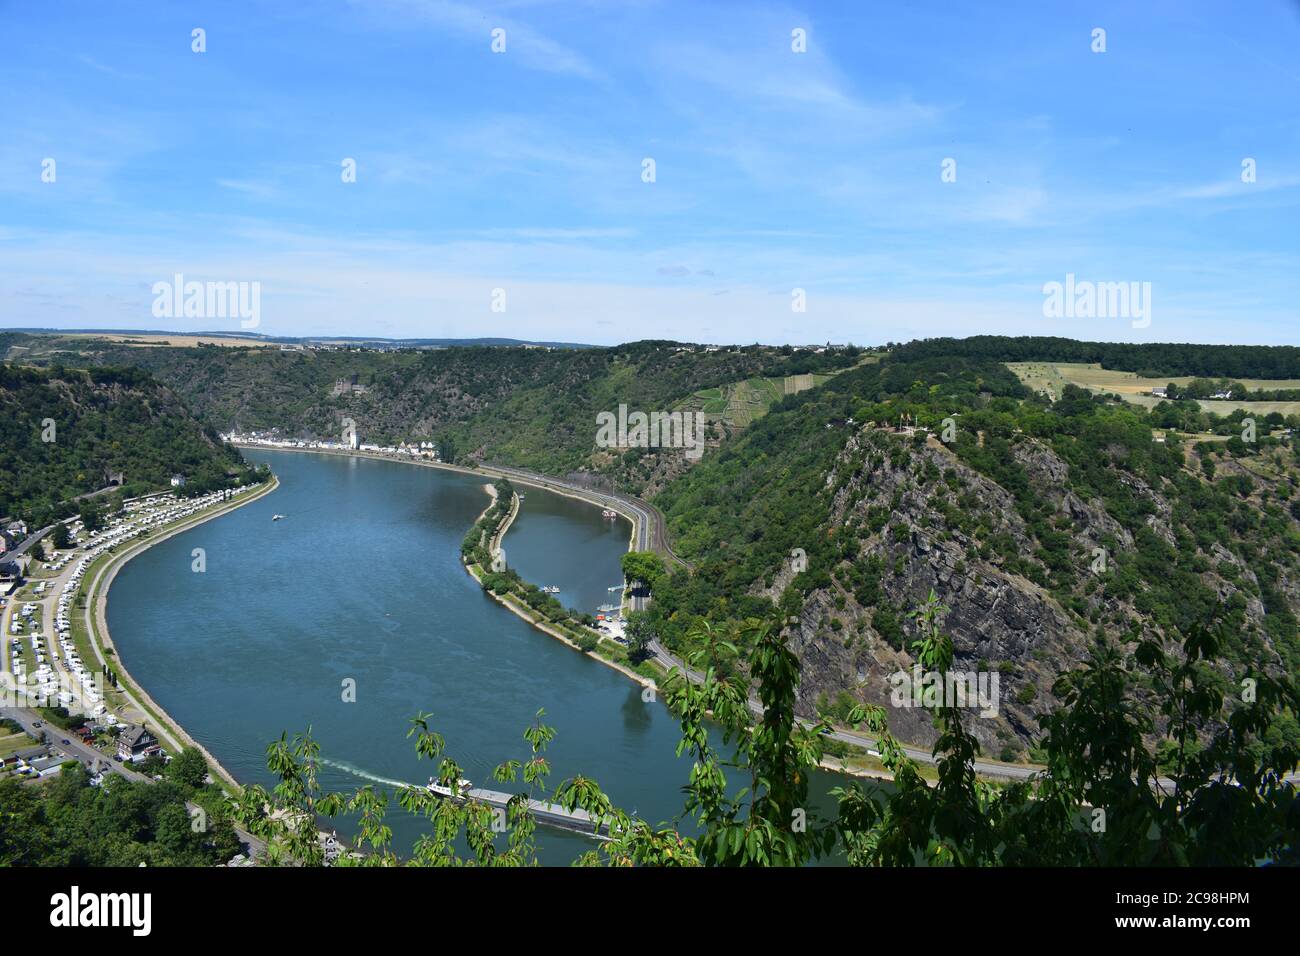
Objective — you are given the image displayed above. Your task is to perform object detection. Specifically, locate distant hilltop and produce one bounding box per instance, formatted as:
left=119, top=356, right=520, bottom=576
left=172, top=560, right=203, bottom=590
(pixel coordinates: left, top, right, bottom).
left=0, top=328, right=598, bottom=351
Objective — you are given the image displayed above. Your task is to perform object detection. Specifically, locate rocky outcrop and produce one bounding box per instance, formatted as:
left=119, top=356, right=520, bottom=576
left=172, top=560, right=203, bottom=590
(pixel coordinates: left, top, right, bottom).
left=765, top=426, right=1288, bottom=755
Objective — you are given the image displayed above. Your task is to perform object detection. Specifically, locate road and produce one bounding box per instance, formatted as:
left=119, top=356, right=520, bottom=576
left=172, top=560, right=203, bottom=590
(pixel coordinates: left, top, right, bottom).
left=474, top=461, right=691, bottom=566
left=644, top=637, right=1038, bottom=781
left=472, top=461, right=682, bottom=612
left=1, top=514, right=182, bottom=750
left=1, top=705, right=146, bottom=781
left=477, top=463, right=653, bottom=549
left=2, top=485, right=129, bottom=562
left=3, top=525, right=51, bottom=561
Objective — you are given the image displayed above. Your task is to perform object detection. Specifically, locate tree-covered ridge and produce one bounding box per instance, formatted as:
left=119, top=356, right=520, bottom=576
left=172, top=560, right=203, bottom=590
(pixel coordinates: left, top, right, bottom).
left=647, top=357, right=1029, bottom=635
left=9, top=334, right=862, bottom=492
left=441, top=343, right=861, bottom=489
left=891, top=335, right=1300, bottom=379
left=0, top=362, right=257, bottom=526
left=641, top=354, right=1300, bottom=752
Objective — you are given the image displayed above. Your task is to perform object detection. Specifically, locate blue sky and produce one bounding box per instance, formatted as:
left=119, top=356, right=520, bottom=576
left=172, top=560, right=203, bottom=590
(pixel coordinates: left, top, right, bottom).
left=1, top=0, right=1297, bottom=345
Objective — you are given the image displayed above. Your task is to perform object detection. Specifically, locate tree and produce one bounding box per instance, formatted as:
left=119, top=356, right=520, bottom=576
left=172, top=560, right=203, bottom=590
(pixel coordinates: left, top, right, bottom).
left=78, top=499, right=104, bottom=533
left=624, top=610, right=655, bottom=663
left=153, top=801, right=200, bottom=861
left=620, top=551, right=665, bottom=591
left=51, top=524, right=71, bottom=550
left=166, top=746, right=210, bottom=791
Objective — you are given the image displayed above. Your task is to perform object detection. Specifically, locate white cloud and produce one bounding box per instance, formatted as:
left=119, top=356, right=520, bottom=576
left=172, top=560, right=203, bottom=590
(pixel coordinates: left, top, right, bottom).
left=355, top=0, right=602, bottom=79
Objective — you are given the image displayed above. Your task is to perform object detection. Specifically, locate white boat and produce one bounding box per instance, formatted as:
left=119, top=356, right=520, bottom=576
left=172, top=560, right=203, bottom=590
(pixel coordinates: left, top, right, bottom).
left=272, top=514, right=285, bottom=521
left=426, top=776, right=473, bottom=798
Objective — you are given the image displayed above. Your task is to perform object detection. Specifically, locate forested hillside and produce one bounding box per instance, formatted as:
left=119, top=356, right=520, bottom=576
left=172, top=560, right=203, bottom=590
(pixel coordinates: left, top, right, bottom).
left=644, top=356, right=1300, bottom=755
left=0, top=362, right=257, bottom=527
left=5, top=334, right=862, bottom=493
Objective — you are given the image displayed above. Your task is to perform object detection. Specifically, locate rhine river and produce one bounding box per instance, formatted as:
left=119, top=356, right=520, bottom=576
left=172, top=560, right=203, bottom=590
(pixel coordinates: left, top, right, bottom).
left=106, top=449, right=844, bottom=863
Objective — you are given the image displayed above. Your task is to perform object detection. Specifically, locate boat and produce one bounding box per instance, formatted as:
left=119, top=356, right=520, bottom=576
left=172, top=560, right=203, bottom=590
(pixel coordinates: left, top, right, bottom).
left=426, top=776, right=473, bottom=799
left=541, top=585, right=560, bottom=593
left=601, top=509, right=617, bottom=519
left=272, top=514, right=285, bottom=521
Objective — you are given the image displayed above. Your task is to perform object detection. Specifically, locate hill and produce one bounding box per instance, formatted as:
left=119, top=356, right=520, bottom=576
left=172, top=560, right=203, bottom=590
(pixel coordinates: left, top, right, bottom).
left=644, top=355, right=1300, bottom=756
left=0, top=362, right=260, bottom=527
left=4, top=333, right=863, bottom=493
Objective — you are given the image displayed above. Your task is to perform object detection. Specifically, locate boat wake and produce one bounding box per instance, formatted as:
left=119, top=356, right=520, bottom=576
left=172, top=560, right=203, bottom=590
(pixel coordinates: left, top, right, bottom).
left=320, top=758, right=418, bottom=791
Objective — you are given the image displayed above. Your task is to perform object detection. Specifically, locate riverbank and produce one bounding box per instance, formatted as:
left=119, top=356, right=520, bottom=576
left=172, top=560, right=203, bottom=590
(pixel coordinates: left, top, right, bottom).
left=460, top=479, right=659, bottom=691
left=86, top=478, right=279, bottom=792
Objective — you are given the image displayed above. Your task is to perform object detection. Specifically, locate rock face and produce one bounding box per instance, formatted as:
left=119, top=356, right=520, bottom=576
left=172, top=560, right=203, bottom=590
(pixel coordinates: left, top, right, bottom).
left=760, top=426, right=1284, bottom=755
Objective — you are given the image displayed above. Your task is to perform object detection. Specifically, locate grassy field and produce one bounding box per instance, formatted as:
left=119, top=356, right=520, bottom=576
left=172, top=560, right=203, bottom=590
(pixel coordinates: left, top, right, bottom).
left=675, top=353, right=878, bottom=429
left=1008, top=362, right=1300, bottom=416
left=683, top=372, right=837, bottom=427
left=0, top=731, right=37, bottom=758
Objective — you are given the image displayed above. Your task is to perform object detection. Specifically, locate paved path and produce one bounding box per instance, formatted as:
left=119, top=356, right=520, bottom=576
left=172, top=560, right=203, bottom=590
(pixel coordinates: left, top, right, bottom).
left=3, top=525, right=51, bottom=560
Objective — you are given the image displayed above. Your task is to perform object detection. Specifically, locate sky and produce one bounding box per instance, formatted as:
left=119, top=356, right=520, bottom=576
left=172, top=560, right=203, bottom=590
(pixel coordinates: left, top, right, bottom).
left=1, top=0, right=1298, bottom=346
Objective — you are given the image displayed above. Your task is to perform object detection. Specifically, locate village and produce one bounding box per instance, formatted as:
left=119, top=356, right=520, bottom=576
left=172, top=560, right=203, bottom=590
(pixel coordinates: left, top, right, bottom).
left=0, top=485, right=261, bottom=798
left=222, top=428, right=445, bottom=459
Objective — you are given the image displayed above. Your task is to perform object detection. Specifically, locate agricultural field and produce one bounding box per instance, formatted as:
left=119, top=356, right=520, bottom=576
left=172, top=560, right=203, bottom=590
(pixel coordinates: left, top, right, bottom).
left=683, top=373, right=834, bottom=428
left=1, top=332, right=278, bottom=364
left=678, top=354, right=878, bottom=430
left=55, top=332, right=277, bottom=349
left=1008, top=361, right=1300, bottom=416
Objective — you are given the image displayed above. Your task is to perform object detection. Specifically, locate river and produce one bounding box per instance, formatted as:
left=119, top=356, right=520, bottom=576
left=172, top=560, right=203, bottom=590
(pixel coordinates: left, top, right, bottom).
left=106, top=449, right=846, bottom=864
